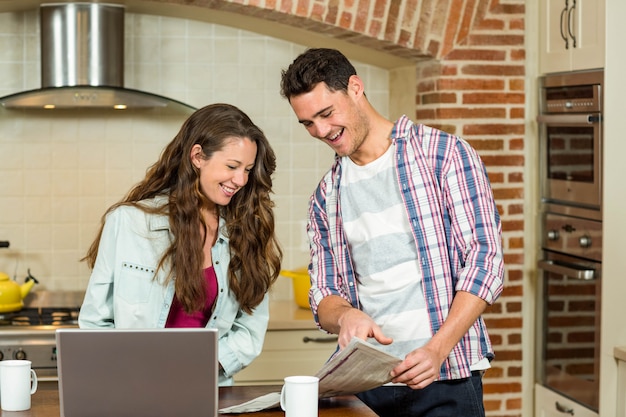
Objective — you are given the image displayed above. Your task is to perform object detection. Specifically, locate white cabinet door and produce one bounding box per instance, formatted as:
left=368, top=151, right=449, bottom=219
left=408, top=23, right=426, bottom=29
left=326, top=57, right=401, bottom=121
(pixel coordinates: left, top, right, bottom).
left=535, top=384, right=598, bottom=417
left=539, top=0, right=605, bottom=74
left=570, top=0, right=605, bottom=71
left=618, top=360, right=626, bottom=417
left=233, top=329, right=337, bottom=385
left=540, top=0, right=572, bottom=73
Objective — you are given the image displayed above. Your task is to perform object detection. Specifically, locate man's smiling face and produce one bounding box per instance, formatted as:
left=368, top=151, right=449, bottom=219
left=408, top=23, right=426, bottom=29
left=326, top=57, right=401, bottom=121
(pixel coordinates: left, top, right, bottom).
left=289, top=79, right=370, bottom=160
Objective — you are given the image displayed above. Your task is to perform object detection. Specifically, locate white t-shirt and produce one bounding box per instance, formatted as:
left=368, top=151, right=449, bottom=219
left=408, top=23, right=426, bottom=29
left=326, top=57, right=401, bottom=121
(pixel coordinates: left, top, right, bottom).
left=340, top=144, right=431, bottom=358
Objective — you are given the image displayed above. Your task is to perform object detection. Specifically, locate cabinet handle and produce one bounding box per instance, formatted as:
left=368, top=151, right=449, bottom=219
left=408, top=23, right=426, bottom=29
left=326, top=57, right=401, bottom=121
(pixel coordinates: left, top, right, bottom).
left=302, top=336, right=338, bottom=344
left=567, top=0, right=577, bottom=48
left=554, top=401, right=575, bottom=415
left=560, top=0, right=569, bottom=49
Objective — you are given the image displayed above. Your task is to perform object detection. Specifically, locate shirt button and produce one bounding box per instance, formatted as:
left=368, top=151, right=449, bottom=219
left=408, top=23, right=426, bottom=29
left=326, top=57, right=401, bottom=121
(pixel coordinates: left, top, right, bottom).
left=215, top=260, right=220, bottom=265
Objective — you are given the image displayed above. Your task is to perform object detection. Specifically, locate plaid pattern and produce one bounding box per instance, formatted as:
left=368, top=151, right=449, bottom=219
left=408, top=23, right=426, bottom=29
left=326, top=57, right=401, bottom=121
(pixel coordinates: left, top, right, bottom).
left=307, top=115, right=504, bottom=380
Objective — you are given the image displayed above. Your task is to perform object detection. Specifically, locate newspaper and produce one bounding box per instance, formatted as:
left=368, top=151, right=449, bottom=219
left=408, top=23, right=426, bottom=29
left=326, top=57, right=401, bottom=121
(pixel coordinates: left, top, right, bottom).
left=218, top=392, right=282, bottom=413
left=316, top=336, right=402, bottom=397
left=219, top=337, right=402, bottom=414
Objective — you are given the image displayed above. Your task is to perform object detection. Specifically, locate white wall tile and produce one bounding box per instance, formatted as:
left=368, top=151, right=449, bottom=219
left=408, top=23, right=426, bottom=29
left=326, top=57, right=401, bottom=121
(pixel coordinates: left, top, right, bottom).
left=23, top=196, right=52, bottom=223
left=0, top=11, right=23, bottom=34
left=23, top=170, right=49, bottom=196
left=0, top=11, right=389, bottom=295
left=0, top=35, right=23, bottom=61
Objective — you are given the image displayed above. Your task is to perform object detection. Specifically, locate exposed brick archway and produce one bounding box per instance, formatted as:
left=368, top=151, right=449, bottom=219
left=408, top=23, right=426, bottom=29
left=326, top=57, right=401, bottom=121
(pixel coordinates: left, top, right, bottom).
left=130, top=0, right=521, bottom=62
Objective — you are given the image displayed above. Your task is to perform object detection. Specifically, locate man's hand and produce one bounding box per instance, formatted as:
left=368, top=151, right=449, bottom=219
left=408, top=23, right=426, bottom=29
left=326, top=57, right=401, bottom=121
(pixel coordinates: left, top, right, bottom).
left=390, top=291, right=489, bottom=390
left=389, top=343, right=444, bottom=389
left=336, top=307, right=393, bottom=349
left=317, top=295, right=393, bottom=349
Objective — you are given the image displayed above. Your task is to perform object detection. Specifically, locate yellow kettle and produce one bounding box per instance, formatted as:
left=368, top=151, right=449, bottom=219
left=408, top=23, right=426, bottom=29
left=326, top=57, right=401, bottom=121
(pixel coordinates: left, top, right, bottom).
left=0, top=270, right=38, bottom=313
left=280, top=268, right=311, bottom=309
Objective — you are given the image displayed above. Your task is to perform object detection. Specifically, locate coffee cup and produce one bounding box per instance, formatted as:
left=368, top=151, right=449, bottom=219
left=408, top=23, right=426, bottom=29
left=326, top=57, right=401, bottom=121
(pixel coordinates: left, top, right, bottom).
left=280, top=375, right=319, bottom=417
left=0, top=360, right=38, bottom=411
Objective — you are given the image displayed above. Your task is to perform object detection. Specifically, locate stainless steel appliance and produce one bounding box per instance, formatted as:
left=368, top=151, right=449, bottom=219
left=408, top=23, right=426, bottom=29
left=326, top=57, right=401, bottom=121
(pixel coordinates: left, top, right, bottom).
left=537, top=213, right=601, bottom=412
left=0, top=291, right=82, bottom=382
left=536, top=69, right=604, bottom=414
left=537, top=70, right=603, bottom=215
left=0, top=3, right=194, bottom=112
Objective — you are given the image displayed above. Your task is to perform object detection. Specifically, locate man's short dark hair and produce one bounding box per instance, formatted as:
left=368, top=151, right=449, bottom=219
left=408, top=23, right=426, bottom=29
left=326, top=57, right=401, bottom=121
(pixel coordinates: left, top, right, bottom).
left=280, top=48, right=357, bottom=100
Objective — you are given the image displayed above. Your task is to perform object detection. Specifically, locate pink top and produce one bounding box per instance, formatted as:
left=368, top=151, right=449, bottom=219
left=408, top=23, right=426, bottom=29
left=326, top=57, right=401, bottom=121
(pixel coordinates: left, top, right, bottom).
left=165, top=266, right=218, bottom=328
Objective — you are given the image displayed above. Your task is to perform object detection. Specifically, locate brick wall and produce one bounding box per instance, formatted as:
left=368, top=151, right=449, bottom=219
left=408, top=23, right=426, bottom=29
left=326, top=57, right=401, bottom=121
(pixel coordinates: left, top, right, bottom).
left=172, top=0, right=527, bottom=415
left=412, top=3, right=526, bottom=415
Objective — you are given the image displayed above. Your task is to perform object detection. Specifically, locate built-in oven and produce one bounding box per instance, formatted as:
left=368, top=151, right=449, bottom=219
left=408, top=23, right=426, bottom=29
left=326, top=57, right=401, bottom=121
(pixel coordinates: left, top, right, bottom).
left=536, top=69, right=604, bottom=415
left=538, top=70, right=603, bottom=212
left=537, top=212, right=602, bottom=412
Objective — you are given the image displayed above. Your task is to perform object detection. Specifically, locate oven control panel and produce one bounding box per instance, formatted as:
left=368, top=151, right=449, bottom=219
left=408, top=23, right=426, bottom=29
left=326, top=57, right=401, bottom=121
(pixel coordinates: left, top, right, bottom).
left=0, top=327, right=70, bottom=379
left=0, top=344, right=57, bottom=364
left=542, top=212, right=602, bottom=262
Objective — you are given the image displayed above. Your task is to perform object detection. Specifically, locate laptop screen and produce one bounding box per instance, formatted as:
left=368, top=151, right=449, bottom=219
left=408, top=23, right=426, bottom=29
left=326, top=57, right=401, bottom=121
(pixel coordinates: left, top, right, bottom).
left=56, top=328, right=218, bottom=417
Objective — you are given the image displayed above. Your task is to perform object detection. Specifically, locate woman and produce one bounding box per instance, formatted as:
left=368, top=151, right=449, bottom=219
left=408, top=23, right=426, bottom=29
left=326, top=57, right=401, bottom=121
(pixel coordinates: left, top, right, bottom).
left=78, top=103, right=283, bottom=385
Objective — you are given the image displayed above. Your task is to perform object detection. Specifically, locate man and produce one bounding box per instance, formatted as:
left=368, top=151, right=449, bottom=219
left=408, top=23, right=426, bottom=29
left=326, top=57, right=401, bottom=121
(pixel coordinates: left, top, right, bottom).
left=280, top=48, right=504, bottom=417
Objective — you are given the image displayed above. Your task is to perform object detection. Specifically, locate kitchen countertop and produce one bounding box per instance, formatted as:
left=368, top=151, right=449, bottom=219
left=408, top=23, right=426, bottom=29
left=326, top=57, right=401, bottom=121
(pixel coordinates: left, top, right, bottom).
left=2, top=384, right=377, bottom=417
left=614, top=346, right=626, bottom=361
left=267, top=300, right=318, bottom=330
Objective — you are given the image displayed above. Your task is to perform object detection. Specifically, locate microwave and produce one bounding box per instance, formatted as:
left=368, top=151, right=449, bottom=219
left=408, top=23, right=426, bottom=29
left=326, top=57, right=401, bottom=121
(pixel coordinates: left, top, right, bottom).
left=537, top=70, right=603, bottom=212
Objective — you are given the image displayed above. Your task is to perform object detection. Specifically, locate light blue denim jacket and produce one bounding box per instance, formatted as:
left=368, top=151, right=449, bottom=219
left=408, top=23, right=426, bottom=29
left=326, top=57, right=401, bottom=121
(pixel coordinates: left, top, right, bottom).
left=78, top=196, right=269, bottom=386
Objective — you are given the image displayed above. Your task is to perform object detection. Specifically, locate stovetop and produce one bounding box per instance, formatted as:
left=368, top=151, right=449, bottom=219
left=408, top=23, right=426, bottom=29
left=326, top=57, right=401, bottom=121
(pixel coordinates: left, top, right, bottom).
left=0, top=291, right=84, bottom=376
left=0, top=290, right=84, bottom=328
left=0, top=307, right=80, bottom=326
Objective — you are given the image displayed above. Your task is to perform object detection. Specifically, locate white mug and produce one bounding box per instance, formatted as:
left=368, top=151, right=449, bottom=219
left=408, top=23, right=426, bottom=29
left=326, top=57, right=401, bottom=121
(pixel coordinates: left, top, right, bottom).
left=0, top=360, right=38, bottom=411
left=280, top=375, right=319, bottom=417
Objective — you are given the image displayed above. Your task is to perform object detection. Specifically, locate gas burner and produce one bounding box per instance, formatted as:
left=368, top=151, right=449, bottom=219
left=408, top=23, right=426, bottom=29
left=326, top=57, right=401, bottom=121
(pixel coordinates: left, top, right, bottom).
left=0, top=307, right=80, bottom=326
left=49, top=310, right=80, bottom=326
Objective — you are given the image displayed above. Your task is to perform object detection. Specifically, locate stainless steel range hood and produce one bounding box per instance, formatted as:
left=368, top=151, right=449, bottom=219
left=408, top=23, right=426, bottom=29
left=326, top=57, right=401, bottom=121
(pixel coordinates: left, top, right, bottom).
left=0, top=3, right=195, bottom=112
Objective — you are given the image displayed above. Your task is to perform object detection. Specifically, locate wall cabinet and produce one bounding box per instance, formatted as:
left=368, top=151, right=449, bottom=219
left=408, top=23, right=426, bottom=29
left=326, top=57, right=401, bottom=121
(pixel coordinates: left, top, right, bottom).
left=539, top=0, right=605, bottom=74
left=535, top=384, right=598, bottom=417
left=234, top=329, right=337, bottom=385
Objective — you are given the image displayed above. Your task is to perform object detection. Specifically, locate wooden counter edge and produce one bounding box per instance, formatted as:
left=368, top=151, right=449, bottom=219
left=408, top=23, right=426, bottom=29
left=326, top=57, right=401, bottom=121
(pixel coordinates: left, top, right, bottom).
left=14, top=385, right=377, bottom=417
left=614, top=346, right=626, bottom=362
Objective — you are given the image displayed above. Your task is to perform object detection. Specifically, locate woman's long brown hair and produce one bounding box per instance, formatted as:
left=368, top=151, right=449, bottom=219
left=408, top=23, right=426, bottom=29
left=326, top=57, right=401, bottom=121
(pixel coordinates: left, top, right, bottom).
left=83, top=103, right=283, bottom=314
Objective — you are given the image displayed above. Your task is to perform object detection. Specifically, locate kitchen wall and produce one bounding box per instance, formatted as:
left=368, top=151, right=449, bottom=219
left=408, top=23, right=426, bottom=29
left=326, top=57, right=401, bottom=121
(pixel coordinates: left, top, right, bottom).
left=1, top=1, right=529, bottom=416
left=0, top=10, right=390, bottom=299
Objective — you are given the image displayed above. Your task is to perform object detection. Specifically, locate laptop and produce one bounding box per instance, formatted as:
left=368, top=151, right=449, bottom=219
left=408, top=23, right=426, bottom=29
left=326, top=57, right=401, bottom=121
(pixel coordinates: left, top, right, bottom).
left=56, top=328, right=218, bottom=417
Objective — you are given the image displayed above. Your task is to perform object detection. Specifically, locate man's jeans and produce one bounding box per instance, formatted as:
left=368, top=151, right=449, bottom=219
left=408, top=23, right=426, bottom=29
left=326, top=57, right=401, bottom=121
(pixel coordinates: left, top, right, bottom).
left=356, top=371, right=486, bottom=417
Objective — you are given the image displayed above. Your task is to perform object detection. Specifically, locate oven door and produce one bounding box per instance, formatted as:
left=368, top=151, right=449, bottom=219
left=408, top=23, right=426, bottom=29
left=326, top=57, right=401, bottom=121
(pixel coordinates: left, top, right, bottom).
left=536, top=251, right=601, bottom=411
left=538, top=113, right=602, bottom=209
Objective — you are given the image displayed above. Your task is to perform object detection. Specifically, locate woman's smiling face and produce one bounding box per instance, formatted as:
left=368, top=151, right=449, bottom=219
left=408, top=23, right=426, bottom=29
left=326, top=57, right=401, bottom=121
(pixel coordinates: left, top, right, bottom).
left=191, top=137, right=257, bottom=207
